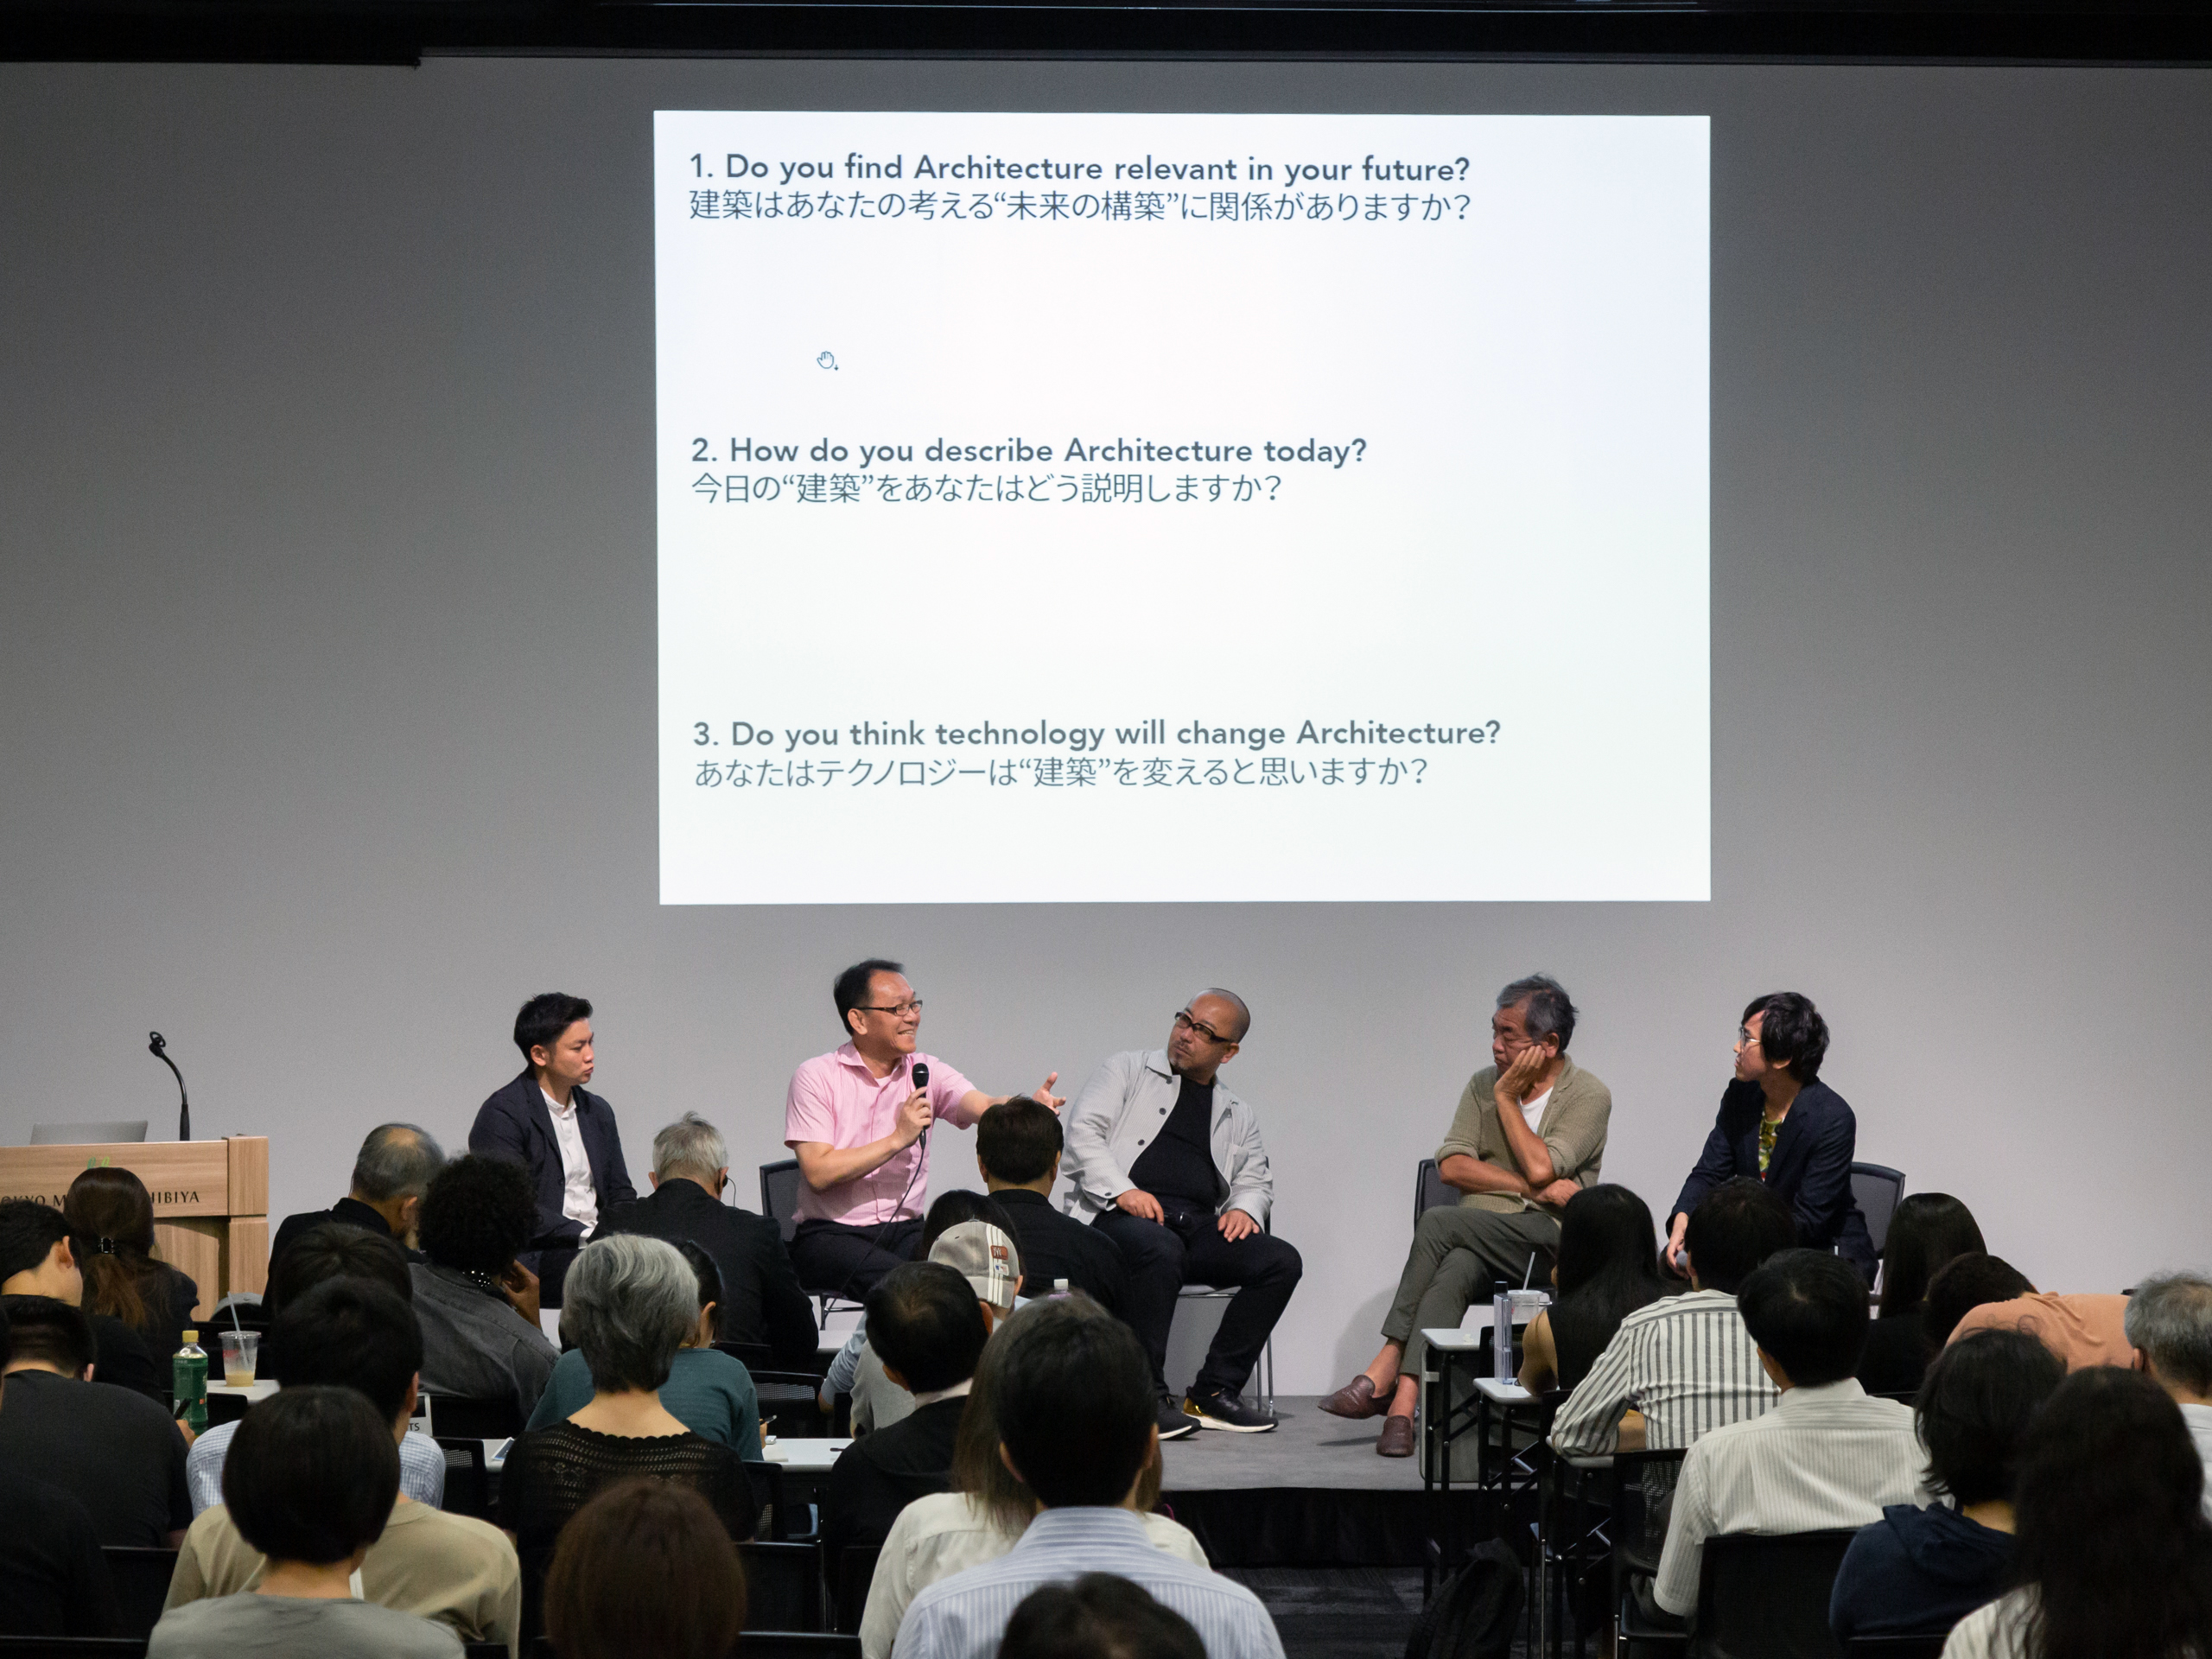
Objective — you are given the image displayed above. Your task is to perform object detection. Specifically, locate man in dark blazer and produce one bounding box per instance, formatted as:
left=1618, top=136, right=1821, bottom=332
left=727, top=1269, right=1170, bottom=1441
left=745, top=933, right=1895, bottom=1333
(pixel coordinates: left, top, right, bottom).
left=270, top=1122, right=445, bottom=1268
left=976, top=1094, right=1128, bottom=1315
left=469, top=992, right=636, bottom=1307
left=597, top=1112, right=819, bottom=1366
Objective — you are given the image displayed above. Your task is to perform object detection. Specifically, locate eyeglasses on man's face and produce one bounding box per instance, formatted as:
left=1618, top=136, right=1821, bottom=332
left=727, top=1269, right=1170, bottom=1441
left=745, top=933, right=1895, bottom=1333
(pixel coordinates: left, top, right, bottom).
left=859, top=1000, right=924, bottom=1018
left=1173, top=1009, right=1232, bottom=1046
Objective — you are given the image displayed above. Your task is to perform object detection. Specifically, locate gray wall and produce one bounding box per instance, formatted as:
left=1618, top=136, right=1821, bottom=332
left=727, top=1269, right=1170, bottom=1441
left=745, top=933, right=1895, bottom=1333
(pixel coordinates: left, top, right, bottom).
left=2, top=58, right=2206, bottom=1391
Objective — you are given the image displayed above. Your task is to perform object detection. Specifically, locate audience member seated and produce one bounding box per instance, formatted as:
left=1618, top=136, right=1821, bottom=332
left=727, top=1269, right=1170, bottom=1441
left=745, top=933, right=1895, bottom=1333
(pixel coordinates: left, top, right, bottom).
left=190, top=1221, right=443, bottom=1514
left=596, top=1110, right=817, bottom=1365
left=893, top=1294, right=1281, bottom=1659
left=1830, top=1330, right=2063, bottom=1643
left=166, top=1280, right=520, bottom=1653
left=499, top=1235, right=756, bottom=1636
left=0, top=1300, right=120, bottom=1638
left=2126, top=1271, right=2212, bottom=1516
left=825, top=1261, right=989, bottom=1557
left=528, top=1238, right=762, bottom=1457
left=66, top=1165, right=202, bottom=1367
left=1857, top=1193, right=1986, bottom=1396
left=270, top=1122, right=446, bottom=1283
left=150, top=1385, right=462, bottom=1658
left=1929, top=1252, right=2133, bottom=1370
left=1517, top=1185, right=1667, bottom=1396
left=410, top=1153, right=560, bottom=1417
left=976, top=1094, right=1129, bottom=1313
left=1654, top=1249, right=1923, bottom=1619
left=861, top=1293, right=1205, bottom=1659
left=0, top=1294, right=190, bottom=1546
left=543, top=1478, right=747, bottom=1659
left=1939, top=1367, right=2212, bottom=1659
left=1551, top=1177, right=1796, bottom=1456
left=1000, top=1574, right=1207, bottom=1659
left=0, top=1195, right=163, bottom=1399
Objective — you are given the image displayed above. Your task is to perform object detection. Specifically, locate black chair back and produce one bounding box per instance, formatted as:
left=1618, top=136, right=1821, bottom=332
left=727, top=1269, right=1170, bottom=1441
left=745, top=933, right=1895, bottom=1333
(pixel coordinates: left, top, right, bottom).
left=0, top=1642, right=147, bottom=1657
left=465, top=1645, right=510, bottom=1659
left=1693, top=1529, right=1860, bottom=1659
left=835, top=1544, right=880, bottom=1633
left=760, top=1160, right=804, bottom=1244
left=99, top=1548, right=175, bottom=1641
left=741, top=1637, right=861, bottom=1658
left=1843, top=1638, right=1949, bottom=1659
left=1414, top=1158, right=1454, bottom=1223
left=1849, top=1164, right=1907, bottom=1259
left=744, top=1458, right=795, bottom=1541
left=427, top=1394, right=522, bottom=1440
left=437, top=1435, right=493, bottom=1519
left=739, top=1541, right=824, bottom=1632
left=715, top=1339, right=777, bottom=1371
left=755, top=1371, right=828, bottom=1440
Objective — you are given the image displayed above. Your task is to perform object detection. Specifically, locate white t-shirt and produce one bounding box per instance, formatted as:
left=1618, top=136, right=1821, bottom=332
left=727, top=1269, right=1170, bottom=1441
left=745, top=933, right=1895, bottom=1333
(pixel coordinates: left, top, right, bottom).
left=1517, top=1085, right=1553, bottom=1132
left=540, top=1087, right=598, bottom=1236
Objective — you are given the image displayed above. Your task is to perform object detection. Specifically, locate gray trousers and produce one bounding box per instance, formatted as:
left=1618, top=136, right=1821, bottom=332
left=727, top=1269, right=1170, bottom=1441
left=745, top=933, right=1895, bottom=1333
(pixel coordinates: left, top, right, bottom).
left=1381, top=1205, right=1562, bottom=1375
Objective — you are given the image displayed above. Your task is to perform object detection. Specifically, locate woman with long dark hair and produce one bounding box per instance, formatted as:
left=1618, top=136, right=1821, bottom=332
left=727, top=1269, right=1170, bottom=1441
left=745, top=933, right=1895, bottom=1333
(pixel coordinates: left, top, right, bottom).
left=1942, top=1366, right=2212, bottom=1658
left=1857, top=1193, right=1986, bottom=1395
left=64, top=1166, right=199, bottom=1363
left=1517, top=1185, right=1665, bottom=1395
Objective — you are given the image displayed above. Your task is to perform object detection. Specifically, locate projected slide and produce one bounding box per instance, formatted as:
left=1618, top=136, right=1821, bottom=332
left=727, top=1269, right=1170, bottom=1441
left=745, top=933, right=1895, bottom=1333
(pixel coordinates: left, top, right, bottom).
left=657, top=111, right=1708, bottom=904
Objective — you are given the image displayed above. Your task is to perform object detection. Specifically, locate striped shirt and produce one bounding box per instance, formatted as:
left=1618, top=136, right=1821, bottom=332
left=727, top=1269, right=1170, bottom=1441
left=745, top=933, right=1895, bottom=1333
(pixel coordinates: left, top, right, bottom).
left=188, top=1419, right=446, bottom=1516
left=1941, top=1590, right=2034, bottom=1659
left=1655, top=1379, right=1924, bottom=1615
left=1549, top=1288, right=1777, bottom=1456
left=892, top=1506, right=1283, bottom=1659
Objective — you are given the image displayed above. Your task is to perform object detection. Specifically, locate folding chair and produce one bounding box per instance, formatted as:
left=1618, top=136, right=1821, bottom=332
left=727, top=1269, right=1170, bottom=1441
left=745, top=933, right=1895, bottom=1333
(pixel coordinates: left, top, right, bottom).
left=1691, top=1529, right=1860, bottom=1658
left=739, top=1540, right=827, bottom=1632
left=762, top=1159, right=867, bottom=1325
left=99, top=1549, right=175, bottom=1641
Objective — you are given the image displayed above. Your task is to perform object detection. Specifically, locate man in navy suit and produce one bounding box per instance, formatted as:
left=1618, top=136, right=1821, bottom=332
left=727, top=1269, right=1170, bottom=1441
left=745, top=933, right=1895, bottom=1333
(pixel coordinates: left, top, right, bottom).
left=469, top=992, right=637, bottom=1308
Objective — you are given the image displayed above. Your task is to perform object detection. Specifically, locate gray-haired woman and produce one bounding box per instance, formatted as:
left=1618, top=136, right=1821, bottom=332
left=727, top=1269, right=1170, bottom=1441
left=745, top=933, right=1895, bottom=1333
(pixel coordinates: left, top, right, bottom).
left=498, top=1235, right=758, bottom=1637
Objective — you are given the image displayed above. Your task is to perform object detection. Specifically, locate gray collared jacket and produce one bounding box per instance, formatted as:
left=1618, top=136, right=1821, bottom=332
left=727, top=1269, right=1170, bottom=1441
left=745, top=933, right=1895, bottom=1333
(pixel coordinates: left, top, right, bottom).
left=1059, top=1048, right=1274, bottom=1224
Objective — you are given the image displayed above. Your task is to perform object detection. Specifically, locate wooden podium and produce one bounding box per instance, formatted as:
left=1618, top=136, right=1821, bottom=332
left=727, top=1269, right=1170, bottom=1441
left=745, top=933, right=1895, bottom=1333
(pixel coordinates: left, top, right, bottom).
left=0, top=1135, right=269, bottom=1320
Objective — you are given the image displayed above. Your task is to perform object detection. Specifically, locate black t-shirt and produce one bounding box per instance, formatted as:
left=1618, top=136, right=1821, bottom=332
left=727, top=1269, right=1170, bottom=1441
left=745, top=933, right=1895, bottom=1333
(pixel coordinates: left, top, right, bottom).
left=991, top=1188, right=1130, bottom=1314
left=1128, top=1071, right=1224, bottom=1210
left=0, top=1369, right=192, bottom=1546
left=823, top=1394, right=966, bottom=1555
left=90, top=1312, right=167, bottom=1402
left=0, top=1471, right=117, bottom=1637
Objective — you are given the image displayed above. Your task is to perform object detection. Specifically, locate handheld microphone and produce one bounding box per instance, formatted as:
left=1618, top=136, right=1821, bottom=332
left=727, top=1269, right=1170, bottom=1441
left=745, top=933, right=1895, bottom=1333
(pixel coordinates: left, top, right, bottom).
left=148, top=1032, right=191, bottom=1141
left=912, top=1063, right=929, bottom=1090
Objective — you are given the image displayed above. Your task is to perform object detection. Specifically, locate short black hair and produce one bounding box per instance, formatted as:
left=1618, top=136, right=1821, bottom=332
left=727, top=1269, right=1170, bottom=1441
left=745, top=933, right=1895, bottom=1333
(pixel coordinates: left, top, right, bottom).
left=0, top=1294, right=95, bottom=1376
left=1742, top=992, right=1830, bottom=1084
left=868, top=1261, right=989, bottom=1395
left=918, top=1189, right=1020, bottom=1259
left=0, top=1199, right=71, bottom=1282
left=995, top=1295, right=1155, bottom=1508
left=676, top=1239, right=722, bottom=1339
left=0, top=1299, right=10, bottom=1370
left=1498, top=975, right=1577, bottom=1050
left=1738, top=1248, right=1870, bottom=1386
left=834, top=958, right=906, bottom=1031
left=416, top=1154, right=539, bottom=1276
left=224, top=1385, right=399, bottom=1564
left=1877, top=1193, right=1986, bottom=1320
left=1001, top=1574, right=1208, bottom=1659
left=1683, top=1177, right=1796, bottom=1294
left=976, top=1097, right=1064, bottom=1186
left=1917, top=1329, right=2065, bottom=1508
left=270, top=1279, right=423, bottom=1424
left=265, top=1222, right=411, bottom=1322
left=1922, top=1253, right=2036, bottom=1348
left=513, top=992, right=593, bottom=1061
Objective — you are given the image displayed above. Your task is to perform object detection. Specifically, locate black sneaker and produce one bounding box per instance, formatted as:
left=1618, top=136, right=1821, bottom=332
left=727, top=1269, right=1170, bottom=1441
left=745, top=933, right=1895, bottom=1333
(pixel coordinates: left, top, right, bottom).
left=1156, top=1395, right=1198, bottom=1440
left=1184, top=1389, right=1278, bottom=1433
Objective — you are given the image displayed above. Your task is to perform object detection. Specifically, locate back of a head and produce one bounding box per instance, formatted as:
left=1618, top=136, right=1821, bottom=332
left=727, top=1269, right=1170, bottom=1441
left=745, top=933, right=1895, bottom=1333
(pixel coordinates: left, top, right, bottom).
left=266, top=1222, right=412, bottom=1321
left=1738, top=1248, right=1870, bottom=1386
left=1554, top=1185, right=1661, bottom=1301
left=545, top=1478, right=746, bottom=1659
left=1001, top=1574, right=1207, bottom=1659
left=0, top=1199, right=70, bottom=1283
left=63, top=1166, right=159, bottom=1329
left=224, top=1385, right=400, bottom=1566
left=270, top=1278, right=423, bottom=1424
left=2012, top=1367, right=2212, bottom=1657
left=1684, top=1177, right=1797, bottom=1295
left=651, top=1112, right=728, bottom=1187
left=676, top=1239, right=723, bottom=1336
left=976, top=1096, right=1064, bottom=1186
left=563, top=1234, right=696, bottom=1393
left=1498, top=974, right=1576, bottom=1050
left=1916, top=1329, right=2064, bottom=1509
left=416, top=1154, right=540, bottom=1276
left=1922, top=1253, right=2036, bottom=1349
left=0, top=1294, right=95, bottom=1376
left=919, top=1188, right=1020, bottom=1258
left=2126, top=1273, right=2212, bottom=1398
left=995, top=1294, right=1154, bottom=1510
left=350, top=1123, right=447, bottom=1204
left=1877, top=1193, right=1986, bottom=1319
left=868, top=1261, right=989, bottom=1395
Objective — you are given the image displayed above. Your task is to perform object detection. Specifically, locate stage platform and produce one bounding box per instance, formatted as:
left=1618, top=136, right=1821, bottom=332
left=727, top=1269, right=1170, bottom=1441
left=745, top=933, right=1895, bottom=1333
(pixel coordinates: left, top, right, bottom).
left=1159, top=1396, right=1481, bottom=1568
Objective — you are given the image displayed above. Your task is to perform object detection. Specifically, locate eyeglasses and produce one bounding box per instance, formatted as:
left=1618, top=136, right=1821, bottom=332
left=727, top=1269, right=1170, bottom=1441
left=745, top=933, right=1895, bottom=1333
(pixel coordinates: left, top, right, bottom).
left=1173, top=1010, right=1233, bottom=1046
left=858, top=1000, right=924, bottom=1017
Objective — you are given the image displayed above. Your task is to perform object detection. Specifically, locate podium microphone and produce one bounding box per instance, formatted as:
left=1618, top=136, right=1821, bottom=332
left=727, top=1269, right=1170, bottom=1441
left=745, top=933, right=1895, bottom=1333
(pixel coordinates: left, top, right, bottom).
left=148, top=1032, right=191, bottom=1141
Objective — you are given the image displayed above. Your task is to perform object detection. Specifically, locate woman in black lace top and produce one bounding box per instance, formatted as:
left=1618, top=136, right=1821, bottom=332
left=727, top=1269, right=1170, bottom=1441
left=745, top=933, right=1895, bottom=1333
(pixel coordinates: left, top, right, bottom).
left=499, top=1236, right=757, bottom=1634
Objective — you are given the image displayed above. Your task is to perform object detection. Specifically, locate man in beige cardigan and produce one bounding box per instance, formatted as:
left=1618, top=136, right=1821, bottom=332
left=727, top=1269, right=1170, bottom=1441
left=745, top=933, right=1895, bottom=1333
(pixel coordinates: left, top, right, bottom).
left=1319, top=974, right=1612, bottom=1455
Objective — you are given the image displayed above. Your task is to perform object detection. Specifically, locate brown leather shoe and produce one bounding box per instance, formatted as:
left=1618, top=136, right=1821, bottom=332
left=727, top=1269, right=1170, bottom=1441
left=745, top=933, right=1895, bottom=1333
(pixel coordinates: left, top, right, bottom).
left=1376, top=1414, right=1417, bottom=1458
left=1317, top=1376, right=1391, bottom=1420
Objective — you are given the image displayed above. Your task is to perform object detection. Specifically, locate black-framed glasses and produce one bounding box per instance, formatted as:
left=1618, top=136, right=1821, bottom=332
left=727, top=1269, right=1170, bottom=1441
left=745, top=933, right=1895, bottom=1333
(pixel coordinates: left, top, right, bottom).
left=857, top=999, right=924, bottom=1017
left=1173, top=1009, right=1232, bottom=1046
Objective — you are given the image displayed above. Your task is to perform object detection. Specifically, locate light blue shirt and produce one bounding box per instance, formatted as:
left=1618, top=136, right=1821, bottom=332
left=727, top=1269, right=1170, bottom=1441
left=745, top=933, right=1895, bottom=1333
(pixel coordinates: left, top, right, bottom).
left=892, top=1506, right=1283, bottom=1659
left=187, top=1419, right=445, bottom=1516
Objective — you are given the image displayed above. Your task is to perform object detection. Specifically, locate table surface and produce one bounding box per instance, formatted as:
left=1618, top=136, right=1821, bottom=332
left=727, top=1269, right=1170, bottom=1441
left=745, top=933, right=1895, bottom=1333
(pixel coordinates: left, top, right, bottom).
left=206, top=1379, right=279, bottom=1400
left=763, top=1437, right=851, bottom=1469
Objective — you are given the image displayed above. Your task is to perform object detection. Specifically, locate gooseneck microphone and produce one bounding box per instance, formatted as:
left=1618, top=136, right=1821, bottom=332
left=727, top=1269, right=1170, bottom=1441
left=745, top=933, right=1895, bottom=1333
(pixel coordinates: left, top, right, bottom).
left=148, top=1032, right=191, bottom=1141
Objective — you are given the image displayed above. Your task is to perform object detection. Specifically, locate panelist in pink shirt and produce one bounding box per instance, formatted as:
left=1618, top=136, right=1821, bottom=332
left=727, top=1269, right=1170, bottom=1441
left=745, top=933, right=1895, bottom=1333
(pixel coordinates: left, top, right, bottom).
left=785, top=957, right=1063, bottom=1296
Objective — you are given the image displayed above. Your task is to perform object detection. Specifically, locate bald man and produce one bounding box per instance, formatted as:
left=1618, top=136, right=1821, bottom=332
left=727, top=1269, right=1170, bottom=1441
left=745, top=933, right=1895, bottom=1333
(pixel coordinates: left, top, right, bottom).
left=1062, top=990, right=1301, bottom=1439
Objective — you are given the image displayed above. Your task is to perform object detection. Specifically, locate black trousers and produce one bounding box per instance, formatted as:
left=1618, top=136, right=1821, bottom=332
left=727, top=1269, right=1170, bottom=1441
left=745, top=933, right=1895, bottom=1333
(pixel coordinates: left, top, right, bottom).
left=1093, top=1202, right=1302, bottom=1397
left=790, top=1217, right=924, bottom=1302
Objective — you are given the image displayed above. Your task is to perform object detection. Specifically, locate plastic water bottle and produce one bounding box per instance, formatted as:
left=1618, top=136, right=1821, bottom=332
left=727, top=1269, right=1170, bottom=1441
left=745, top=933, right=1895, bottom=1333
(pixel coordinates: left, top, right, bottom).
left=174, top=1329, right=208, bottom=1433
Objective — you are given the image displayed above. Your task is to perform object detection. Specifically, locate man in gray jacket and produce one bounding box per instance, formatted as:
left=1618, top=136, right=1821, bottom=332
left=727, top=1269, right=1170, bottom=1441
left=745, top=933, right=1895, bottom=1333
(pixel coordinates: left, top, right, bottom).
left=1063, top=989, right=1301, bottom=1438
